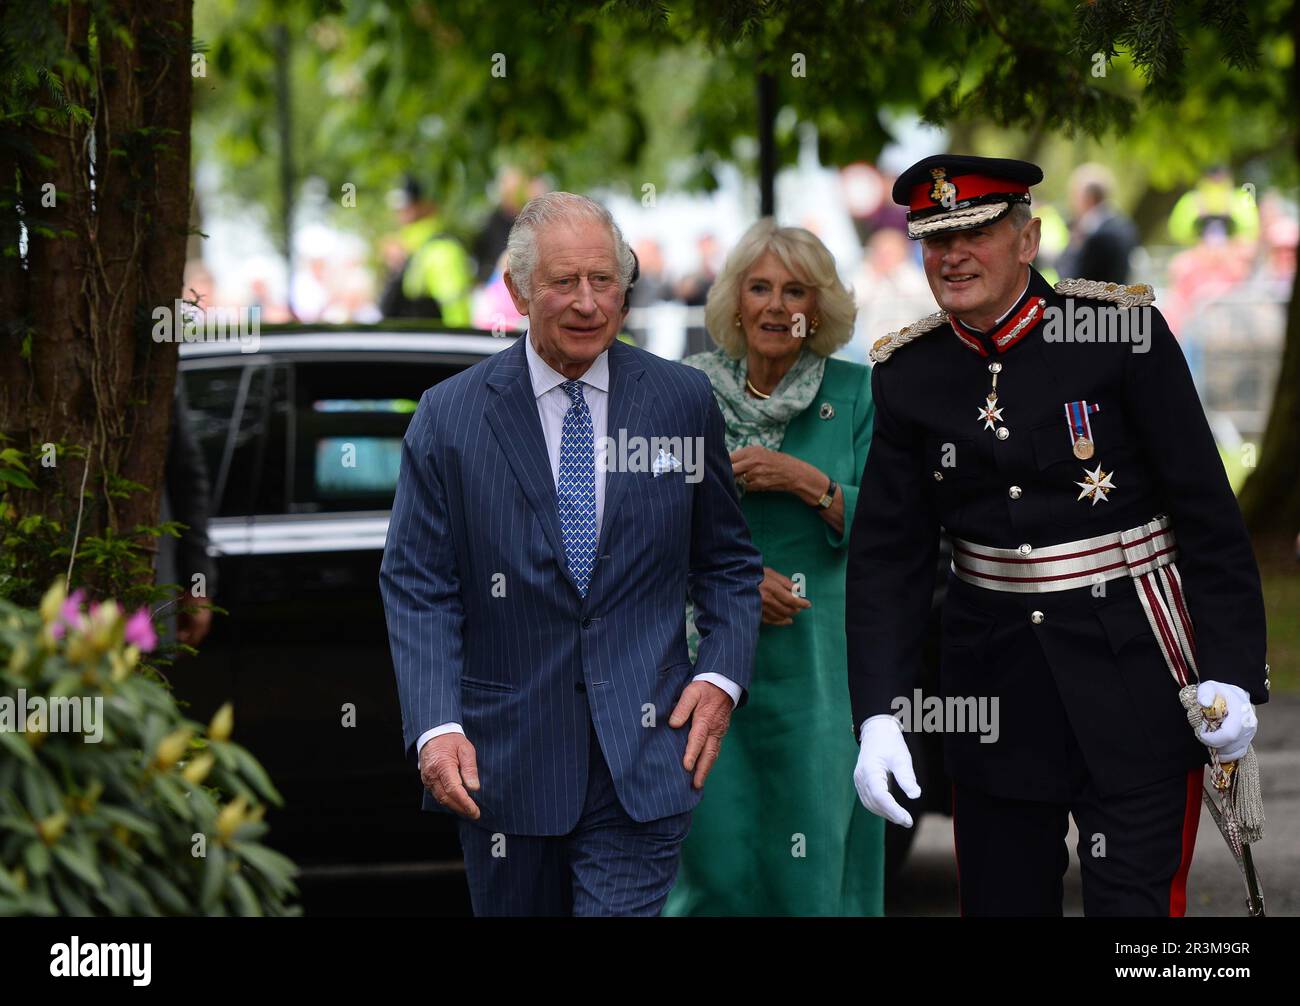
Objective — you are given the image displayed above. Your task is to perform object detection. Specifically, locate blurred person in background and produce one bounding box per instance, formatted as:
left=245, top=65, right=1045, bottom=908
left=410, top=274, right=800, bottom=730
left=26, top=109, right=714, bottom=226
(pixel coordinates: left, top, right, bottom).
left=1056, top=163, right=1137, bottom=285
left=471, top=166, right=535, bottom=285
left=677, top=233, right=722, bottom=357
left=1168, top=165, right=1260, bottom=246
left=629, top=237, right=672, bottom=308
left=378, top=175, right=474, bottom=324
left=852, top=227, right=933, bottom=359
left=159, top=380, right=217, bottom=648
left=666, top=219, right=882, bottom=917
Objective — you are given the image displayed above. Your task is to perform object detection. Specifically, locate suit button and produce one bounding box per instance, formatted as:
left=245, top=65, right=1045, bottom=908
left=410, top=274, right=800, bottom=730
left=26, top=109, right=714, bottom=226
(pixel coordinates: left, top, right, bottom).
left=995, top=426, right=1010, bottom=440
left=1018, top=543, right=1032, bottom=556
left=1008, top=485, right=1022, bottom=499
left=933, top=471, right=944, bottom=482
left=575, top=681, right=587, bottom=693
left=1031, top=610, right=1045, bottom=625
left=581, top=617, right=592, bottom=629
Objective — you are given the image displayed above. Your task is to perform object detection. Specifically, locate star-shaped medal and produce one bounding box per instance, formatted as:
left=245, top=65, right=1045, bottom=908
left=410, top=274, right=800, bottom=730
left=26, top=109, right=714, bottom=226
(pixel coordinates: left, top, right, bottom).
left=977, top=395, right=1004, bottom=431
left=1075, top=465, right=1116, bottom=505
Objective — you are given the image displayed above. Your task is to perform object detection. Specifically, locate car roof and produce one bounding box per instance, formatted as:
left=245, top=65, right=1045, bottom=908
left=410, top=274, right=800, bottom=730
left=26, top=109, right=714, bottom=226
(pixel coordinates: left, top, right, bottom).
left=177, top=331, right=518, bottom=359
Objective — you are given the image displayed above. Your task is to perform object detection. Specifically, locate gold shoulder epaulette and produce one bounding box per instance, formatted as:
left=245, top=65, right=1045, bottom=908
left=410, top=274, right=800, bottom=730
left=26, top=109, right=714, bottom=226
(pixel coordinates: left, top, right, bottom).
left=870, top=311, right=949, bottom=364
left=1053, top=278, right=1155, bottom=308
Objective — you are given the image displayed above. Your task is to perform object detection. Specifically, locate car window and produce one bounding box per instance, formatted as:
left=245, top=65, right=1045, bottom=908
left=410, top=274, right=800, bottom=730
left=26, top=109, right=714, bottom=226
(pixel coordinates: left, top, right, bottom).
left=181, top=364, right=273, bottom=517
left=288, top=360, right=465, bottom=514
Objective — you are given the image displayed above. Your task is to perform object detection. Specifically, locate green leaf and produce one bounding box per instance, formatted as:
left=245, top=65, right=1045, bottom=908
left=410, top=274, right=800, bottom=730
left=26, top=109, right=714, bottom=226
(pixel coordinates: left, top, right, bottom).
left=142, top=870, right=189, bottom=915
left=23, top=841, right=50, bottom=877
left=227, top=871, right=262, bottom=917
left=51, top=844, right=105, bottom=890
left=200, top=843, right=225, bottom=913
left=0, top=469, right=37, bottom=491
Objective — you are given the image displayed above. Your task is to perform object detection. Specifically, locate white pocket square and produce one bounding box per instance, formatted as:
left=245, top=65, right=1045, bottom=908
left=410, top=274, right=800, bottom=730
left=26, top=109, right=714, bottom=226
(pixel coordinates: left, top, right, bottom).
left=652, top=448, right=682, bottom=477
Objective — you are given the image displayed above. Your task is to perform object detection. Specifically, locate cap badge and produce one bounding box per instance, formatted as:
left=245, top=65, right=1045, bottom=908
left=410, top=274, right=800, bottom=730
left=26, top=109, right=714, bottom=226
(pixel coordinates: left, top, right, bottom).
left=929, top=167, right=957, bottom=206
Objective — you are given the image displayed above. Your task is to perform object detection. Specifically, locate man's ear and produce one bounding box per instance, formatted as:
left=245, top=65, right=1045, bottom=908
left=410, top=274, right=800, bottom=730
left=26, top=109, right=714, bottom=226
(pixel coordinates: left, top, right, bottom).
left=503, top=270, right=530, bottom=317
left=1019, top=216, right=1042, bottom=265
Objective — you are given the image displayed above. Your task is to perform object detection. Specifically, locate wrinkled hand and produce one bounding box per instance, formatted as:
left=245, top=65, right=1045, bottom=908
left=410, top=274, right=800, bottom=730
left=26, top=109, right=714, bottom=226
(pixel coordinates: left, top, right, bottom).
left=759, top=566, right=811, bottom=626
left=853, top=715, right=921, bottom=828
left=1196, top=680, right=1258, bottom=763
left=669, top=680, right=733, bottom=790
left=730, top=445, right=809, bottom=495
left=419, top=733, right=481, bottom=819
left=176, top=591, right=213, bottom=647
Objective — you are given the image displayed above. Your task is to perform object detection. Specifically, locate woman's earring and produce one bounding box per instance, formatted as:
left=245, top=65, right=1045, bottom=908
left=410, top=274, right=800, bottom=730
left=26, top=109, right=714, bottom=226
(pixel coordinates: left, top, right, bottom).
left=810, top=316, right=820, bottom=334
left=734, top=313, right=743, bottom=328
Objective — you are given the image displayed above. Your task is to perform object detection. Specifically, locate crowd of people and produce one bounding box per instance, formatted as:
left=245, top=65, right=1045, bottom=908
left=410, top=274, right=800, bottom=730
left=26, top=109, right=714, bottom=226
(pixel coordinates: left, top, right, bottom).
left=181, top=162, right=1295, bottom=372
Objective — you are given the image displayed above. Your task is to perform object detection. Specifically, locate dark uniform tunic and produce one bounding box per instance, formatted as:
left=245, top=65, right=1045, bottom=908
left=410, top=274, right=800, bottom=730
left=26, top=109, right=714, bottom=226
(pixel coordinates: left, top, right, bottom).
left=846, top=267, right=1268, bottom=809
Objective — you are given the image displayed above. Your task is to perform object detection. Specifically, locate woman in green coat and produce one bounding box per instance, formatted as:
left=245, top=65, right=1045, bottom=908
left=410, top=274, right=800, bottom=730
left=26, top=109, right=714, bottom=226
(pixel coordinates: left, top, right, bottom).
left=665, top=219, right=881, bottom=916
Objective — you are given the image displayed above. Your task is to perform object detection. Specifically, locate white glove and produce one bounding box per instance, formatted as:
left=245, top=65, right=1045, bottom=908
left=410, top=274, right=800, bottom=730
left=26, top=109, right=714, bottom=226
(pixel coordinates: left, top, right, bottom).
left=1195, top=680, right=1258, bottom=762
left=853, top=714, right=922, bottom=828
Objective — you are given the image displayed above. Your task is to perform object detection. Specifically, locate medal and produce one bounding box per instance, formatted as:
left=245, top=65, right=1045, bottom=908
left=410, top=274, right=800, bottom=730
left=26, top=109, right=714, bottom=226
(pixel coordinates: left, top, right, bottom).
left=1064, top=400, right=1100, bottom=459
left=1075, top=465, right=1116, bottom=505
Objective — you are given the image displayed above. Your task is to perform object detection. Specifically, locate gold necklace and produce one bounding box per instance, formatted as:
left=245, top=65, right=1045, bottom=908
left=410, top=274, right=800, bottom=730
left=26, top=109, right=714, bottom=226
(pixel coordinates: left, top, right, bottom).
left=745, top=377, right=771, bottom=400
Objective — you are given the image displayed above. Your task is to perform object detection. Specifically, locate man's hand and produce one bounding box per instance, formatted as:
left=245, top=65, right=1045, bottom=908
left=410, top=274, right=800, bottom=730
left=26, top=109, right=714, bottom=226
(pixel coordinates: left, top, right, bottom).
left=759, top=566, right=812, bottom=625
left=419, top=733, right=481, bottom=819
left=669, top=680, right=733, bottom=790
left=176, top=591, right=213, bottom=647
left=1195, top=680, right=1258, bottom=763
left=854, top=715, right=921, bottom=828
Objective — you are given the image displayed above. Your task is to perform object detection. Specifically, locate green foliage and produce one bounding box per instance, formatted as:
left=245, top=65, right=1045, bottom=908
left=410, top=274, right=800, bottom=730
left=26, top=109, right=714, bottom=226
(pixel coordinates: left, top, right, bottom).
left=190, top=0, right=1295, bottom=250
left=0, top=439, right=174, bottom=617
left=0, top=585, right=298, bottom=916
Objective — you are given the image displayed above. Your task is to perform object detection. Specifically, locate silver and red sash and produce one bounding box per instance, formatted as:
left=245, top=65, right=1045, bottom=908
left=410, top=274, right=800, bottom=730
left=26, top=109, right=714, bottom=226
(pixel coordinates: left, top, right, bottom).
left=951, top=515, right=1198, bottom=688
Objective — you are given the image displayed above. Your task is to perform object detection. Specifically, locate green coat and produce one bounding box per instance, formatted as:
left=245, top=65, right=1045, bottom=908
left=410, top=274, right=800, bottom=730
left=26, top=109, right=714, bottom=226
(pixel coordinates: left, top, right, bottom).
left=665, top=356, right=883, bottom=917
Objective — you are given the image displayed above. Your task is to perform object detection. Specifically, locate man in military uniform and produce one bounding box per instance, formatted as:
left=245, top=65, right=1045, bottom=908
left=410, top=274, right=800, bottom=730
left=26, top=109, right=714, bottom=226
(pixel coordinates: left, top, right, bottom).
left=846, top=155, right=1268, bottom=916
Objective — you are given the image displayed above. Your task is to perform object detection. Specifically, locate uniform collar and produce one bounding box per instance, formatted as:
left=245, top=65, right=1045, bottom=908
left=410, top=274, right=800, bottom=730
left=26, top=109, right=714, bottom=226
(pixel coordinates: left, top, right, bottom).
left=950, top=268, right=1050, bottom=358
left=524, top=331, right=611, bottom=398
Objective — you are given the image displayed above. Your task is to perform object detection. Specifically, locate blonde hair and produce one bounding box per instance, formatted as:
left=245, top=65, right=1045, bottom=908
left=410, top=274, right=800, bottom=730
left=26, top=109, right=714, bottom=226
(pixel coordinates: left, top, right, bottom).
left=704, top=219, right=856, bottom=359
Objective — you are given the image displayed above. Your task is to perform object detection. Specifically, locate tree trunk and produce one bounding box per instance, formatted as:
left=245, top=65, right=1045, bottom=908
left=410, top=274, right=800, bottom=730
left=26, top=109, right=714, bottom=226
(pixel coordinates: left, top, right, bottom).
left=0, top=0, right=192, bottom=596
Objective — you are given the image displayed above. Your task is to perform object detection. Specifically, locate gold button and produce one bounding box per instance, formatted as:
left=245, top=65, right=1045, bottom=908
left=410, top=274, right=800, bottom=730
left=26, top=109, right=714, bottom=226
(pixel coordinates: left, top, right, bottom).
left=1031, top=610, right=1045, bottom=625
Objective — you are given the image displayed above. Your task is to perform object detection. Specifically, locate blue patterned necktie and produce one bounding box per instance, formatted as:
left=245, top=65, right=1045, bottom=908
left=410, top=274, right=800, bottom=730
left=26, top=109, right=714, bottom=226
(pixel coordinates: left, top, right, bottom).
left=557, top=379, right=597, bottom=596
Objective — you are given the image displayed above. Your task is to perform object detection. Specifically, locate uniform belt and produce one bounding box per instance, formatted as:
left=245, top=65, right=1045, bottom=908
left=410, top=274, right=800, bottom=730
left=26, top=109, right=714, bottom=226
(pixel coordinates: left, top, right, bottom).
left=952, top=515, right=1200, bottom=690
left=950, top=515, right=1177, bottom=594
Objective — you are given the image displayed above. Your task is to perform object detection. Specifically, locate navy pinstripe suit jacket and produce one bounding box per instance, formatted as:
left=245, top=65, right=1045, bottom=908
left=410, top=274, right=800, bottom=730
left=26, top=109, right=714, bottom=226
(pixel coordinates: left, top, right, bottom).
left=380, top=336, right=763, bottom=835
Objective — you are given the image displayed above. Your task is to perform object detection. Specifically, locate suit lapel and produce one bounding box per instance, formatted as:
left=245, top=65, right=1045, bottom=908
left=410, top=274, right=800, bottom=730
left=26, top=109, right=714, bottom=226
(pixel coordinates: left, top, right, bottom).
left=597, top=340, right=647, bottom=558
left=484, top=338, right=576, bottom=594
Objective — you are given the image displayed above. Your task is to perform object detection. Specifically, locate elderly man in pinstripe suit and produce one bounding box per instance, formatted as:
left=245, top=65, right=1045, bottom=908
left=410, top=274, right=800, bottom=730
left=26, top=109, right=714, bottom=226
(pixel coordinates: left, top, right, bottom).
left=380, top=192, right=764, bottom=916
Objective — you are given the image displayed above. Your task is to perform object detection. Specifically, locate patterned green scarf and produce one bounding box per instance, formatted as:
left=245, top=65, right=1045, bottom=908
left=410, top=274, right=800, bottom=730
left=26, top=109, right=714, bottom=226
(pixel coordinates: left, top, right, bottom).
left=682, top=347, right=826, bottom=453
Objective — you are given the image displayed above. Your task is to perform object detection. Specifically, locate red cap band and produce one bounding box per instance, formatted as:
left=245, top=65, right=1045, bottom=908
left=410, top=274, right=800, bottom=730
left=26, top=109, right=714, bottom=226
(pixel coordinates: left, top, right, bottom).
left=909, top=173, right=1030, bottom=213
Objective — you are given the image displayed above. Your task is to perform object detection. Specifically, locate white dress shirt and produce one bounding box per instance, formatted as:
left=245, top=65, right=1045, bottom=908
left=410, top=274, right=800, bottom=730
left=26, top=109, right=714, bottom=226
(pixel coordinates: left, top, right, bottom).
left=416, top=335, right=740, bottom=757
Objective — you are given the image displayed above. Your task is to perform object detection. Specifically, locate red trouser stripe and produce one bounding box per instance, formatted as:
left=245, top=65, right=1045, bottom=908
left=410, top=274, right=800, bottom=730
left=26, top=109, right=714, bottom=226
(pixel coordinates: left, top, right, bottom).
left=1169, top=769, right=1202, bottom=917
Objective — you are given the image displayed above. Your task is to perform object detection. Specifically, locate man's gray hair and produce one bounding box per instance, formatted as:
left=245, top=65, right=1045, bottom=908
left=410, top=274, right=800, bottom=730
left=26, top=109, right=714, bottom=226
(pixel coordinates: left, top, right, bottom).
left=505, top=191, right=635, bottom=299
left=1007, top=202, right=1033, bottom=230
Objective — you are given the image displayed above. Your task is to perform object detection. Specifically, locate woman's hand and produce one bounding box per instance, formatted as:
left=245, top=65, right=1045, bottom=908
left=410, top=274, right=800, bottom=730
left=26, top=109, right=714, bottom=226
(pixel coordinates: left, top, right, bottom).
left=730, top=445, right=819, bottom=499
left=759, top=566, right=812, bottom=625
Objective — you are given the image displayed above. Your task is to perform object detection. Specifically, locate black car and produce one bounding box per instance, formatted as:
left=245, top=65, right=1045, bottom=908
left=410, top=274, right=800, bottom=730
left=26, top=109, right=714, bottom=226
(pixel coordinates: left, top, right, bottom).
left=175, top=329, right=512, bottom=882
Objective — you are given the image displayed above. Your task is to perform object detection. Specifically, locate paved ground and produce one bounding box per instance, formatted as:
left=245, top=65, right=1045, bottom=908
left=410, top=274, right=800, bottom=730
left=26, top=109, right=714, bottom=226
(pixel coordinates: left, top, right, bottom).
left=297, top=695, right=1300, bottom=917
left=886, top=693, right=1300, bottom=917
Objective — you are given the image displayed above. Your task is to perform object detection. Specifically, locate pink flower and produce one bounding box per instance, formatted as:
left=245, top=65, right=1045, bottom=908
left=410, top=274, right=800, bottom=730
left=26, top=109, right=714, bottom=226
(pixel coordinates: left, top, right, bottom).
left=124, top=608, right=158, bottom=652
left=51, top=589, right=88, bottom=639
